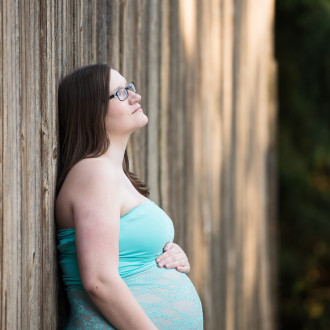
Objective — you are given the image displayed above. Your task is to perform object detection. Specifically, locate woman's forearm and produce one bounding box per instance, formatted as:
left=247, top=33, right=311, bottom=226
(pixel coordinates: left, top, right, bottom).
left=85, top=274, right=157, bottom=330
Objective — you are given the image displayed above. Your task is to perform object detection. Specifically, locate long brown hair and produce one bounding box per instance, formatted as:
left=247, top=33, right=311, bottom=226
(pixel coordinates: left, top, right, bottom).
left=57, top=63, right=149, bottom=197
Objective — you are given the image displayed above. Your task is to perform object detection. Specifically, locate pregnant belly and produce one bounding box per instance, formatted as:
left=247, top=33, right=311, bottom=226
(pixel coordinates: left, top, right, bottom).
left=124, top=265, right=204, bottom=329
left=65, top=265, right=203, bottom=329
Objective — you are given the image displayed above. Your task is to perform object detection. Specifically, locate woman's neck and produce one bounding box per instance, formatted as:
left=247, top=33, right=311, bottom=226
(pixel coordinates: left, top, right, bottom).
left=101, top=135, right=129, bottom=172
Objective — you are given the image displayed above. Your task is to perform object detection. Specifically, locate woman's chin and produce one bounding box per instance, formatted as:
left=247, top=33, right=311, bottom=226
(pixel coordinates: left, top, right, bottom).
left=139, top=113, right=149, bottom=126
left=131, top=114, right=148, bottom=132
left=143, top=114, right=149, bottom=124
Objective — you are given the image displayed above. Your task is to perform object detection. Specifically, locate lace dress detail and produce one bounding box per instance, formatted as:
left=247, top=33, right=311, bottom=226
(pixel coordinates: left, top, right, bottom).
left=57, top=201, right=203, bottom=329
left=65, top=266, right=203, bottom=329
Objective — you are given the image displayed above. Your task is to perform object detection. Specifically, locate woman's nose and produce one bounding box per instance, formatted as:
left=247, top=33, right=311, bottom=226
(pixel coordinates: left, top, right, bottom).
left=128, top=91, right=141, bottom=104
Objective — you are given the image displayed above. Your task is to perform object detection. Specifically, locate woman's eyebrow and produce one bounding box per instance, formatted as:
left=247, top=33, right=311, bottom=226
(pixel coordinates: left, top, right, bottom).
left=110, top=80, right=128, bottom=95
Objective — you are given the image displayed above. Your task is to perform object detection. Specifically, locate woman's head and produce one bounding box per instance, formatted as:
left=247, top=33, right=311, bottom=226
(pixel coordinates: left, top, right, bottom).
left=57, top=64, right=149, bottom=196
left=106, top=69, right=147, bottom=138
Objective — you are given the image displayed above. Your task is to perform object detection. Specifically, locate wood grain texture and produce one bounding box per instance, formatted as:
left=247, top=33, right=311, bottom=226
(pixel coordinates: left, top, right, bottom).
left=0, top=1, right=277, bottom=329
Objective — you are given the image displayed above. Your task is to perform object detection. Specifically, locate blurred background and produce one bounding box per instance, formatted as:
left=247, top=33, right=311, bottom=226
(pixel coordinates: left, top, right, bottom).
left=276, top=0, right=330, bottom=328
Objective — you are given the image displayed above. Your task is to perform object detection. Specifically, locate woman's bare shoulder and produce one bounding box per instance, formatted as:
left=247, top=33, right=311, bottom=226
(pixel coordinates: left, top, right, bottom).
left=68, top=157, right=117, bottom=185
left=56, top=158, right=121, bottom=229
left=58, top=158, right=120, bottom=206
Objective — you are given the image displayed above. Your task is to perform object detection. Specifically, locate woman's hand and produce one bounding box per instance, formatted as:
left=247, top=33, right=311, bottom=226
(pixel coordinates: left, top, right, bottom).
left=156, top=242, right=190, bottom=273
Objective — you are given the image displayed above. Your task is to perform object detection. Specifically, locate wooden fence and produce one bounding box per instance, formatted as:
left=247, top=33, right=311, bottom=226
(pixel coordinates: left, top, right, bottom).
left=0, top=0, right=277, bottom=329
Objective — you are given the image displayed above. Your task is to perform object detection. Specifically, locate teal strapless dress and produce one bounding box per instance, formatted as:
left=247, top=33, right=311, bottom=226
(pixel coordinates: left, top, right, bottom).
left=57, top=200, right=203, bottom=329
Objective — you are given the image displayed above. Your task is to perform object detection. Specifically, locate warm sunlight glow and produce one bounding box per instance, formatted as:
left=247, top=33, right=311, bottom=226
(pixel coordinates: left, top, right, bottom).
left=179, top=0, right=197, bottom=59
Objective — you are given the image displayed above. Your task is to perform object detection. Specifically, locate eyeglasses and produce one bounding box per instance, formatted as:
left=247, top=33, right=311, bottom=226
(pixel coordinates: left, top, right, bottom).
left=108, top=82, right=136, bottom=101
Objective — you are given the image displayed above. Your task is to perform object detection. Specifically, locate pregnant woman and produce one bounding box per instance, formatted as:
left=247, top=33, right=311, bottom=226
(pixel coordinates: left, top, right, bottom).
left=55, top=64, right=203, bottom=329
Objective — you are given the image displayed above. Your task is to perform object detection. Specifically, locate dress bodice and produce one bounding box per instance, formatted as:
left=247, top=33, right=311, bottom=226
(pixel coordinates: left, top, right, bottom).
left=57, top=200, right=175, bottom=289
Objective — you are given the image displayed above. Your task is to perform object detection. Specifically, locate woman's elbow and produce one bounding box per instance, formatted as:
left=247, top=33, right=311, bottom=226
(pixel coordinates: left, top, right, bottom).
left=82, top=271, right=120, bottom=296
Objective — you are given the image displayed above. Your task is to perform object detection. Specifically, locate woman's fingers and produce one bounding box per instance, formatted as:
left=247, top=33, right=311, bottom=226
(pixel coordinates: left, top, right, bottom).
left=163, top=242, right=181, bottom=254
left=176, top=265, right=190, bottom=273
left=158, top=257, right=191, bottom=274
left=159, top=257, right=187, bottom=269
left=162, top=243, right=187, bottom=258
left=158, top=244, right=181, bottom=261
left=163, top=242, right=174, bottom=251
left=157, top=251, right=182, bottom=266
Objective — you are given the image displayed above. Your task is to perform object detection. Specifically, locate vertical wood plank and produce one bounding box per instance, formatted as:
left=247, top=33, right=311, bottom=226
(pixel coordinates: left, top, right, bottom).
left=159, top=0, right=170, bottom=210
left=0, top=0, right=3, bottom=322
left=146, top=0, right=161, bottom=203
left=1, top=0, right=22, bottom=328
left=20, top=0, right=42, bottom=326
left=128, top=0, right=148, bottom=184
left=0, top=0, right=2, bottom=321
left=40, top=0, right=58, bottom=327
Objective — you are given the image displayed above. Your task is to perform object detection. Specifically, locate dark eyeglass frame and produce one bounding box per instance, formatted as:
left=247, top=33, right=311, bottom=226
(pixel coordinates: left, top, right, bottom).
left=108, top=82, right=136, bottom=101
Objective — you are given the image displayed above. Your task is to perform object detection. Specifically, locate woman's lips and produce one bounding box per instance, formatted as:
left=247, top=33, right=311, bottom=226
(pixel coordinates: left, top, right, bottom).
left=132, top=107, right=142, bottom=114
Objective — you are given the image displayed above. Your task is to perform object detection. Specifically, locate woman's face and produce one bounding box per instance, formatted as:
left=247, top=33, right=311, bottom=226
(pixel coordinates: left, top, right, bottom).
left=106, top=69, right=148, bottom=138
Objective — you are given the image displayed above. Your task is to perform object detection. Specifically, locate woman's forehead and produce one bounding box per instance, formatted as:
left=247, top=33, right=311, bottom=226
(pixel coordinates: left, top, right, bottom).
left=110, top=69, right=127, bottom=93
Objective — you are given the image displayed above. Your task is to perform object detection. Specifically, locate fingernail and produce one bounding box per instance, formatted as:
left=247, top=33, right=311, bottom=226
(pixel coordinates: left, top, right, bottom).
left=159, top=262, right=164, bottom=267
left=156, top=258, right=160, bottom=262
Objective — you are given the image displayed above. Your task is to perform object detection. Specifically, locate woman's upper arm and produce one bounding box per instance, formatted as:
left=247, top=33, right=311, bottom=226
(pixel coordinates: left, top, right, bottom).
left=69, top=160, right=121, bottom=290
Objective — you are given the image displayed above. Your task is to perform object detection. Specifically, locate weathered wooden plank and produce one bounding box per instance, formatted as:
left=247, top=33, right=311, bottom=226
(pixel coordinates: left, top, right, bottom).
left=108, top=0, right=121, bottom=70
left=127, top=0, right=148, bottom=185
left=19, top=0, right=42, bottom=327
left=0, top=0, right=3, bottom=321
left=145, top=0, right=161, bottom=203
left=40, top=0, right=58, bottom=328
left=168, top=0, right=186, bottom=246
left=1, top=0, right=22, bottom=329
left=159, top=0, right=170, bottom=211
